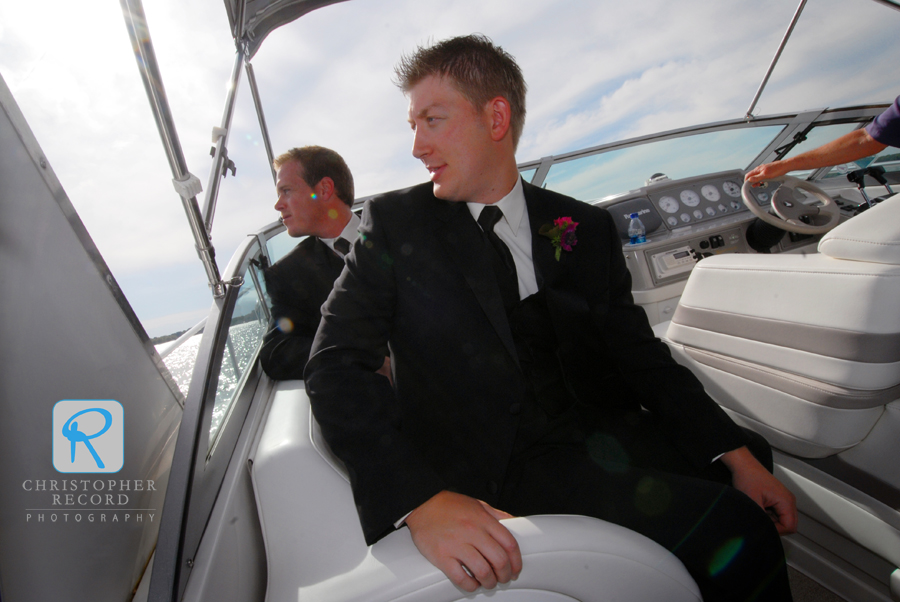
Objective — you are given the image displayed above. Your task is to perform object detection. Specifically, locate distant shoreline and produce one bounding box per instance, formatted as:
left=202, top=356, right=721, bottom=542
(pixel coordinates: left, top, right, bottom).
left=150, top=329, right=188, bottom=346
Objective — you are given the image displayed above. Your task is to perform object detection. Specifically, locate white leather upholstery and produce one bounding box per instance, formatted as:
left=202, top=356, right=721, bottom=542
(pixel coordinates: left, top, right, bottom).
left=250, top=382, right=701, bottom=602
left=819, top=193, right=900, bottom=265
left=661, top=193, right=900, bottom=458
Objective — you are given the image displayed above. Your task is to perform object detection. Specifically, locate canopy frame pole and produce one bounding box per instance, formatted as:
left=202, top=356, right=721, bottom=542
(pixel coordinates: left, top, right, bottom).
left=245, top=61, right=277, bottom=184
left=202, top=49, right=245, bottom=233
left=745, top=0, right=808, bottom=120
left=120, top=0, right=226, bottom=298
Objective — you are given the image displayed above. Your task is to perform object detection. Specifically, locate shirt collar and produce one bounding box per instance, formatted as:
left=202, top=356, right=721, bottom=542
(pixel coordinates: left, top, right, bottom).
left=466, top=177, right=525, bottom=231
left=320, top=211, right=361, bottom=249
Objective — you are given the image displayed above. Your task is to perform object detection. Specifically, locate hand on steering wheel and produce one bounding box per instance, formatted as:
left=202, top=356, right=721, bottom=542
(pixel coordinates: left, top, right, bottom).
left=741, top=175, right=840, bottom=235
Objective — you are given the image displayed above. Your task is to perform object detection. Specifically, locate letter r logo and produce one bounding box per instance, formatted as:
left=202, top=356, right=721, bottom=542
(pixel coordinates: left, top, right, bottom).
left=53, top=400, right=124, bottom=473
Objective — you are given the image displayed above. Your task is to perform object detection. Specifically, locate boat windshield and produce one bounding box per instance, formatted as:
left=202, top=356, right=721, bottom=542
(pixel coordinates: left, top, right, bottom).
left=534, top=118, right=899, bottom=203
left=799, top=125, right=900, bottom=181
left=539, top=126, right=784, bottom=203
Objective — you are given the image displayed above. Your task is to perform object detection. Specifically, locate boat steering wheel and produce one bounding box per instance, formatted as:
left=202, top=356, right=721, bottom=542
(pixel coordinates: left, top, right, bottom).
left=741, top=175, right=841, bottom=235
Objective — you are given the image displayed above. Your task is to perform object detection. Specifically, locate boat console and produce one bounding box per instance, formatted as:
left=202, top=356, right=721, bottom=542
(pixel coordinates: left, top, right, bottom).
left=594, top=169, right=878, bottom=326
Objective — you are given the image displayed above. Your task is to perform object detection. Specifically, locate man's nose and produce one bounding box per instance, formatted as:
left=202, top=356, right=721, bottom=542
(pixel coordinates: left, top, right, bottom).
left=274, top=194, right=284, bottom=211
left=412, top=128, right=428, bottom=160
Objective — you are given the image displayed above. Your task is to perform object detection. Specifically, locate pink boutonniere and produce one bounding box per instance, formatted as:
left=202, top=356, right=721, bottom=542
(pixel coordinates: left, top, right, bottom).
left=539, top=217, right=579, bottom=261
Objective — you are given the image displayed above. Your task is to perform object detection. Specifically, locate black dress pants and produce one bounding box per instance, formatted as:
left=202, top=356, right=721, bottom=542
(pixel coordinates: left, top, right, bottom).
left=498, top=435, right=792, bottom=602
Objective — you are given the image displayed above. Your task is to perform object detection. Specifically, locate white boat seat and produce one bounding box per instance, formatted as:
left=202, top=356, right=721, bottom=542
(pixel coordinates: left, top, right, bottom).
left=250, top=381, right=701, bottom=602
left=659, top=193, right=900, bottom=458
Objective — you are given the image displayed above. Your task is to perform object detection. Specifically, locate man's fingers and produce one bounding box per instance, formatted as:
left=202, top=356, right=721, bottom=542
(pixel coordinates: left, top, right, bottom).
left=458, top=545, right=500, bottom=590
left=406, top=491, right=522, bottom=590
left=443, top=559, right=480, bottom=592
left=489, top=522, right=522, bottom=579
left=768, top=496, right=798, bottom=535
left=477, top=500, right=523, bottom=579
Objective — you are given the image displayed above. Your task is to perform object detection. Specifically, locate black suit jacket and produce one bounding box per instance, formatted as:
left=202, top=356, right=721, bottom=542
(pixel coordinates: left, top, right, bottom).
left=306, top=181, right=747, bottom=545
left=260, top=236, right=346, bottom=380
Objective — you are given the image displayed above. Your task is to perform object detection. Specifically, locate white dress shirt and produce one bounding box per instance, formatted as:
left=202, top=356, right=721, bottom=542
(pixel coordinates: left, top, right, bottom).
left=467, top=177, right=538, bottom=300
left=320, top=211, right=361, bottom=258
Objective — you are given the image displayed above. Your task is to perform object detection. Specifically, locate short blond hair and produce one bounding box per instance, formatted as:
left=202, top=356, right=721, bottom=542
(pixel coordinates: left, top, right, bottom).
left=394, top=34, right=527, bottom=149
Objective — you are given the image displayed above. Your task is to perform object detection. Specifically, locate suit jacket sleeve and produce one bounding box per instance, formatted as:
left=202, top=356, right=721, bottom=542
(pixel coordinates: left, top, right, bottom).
left=259, top=263, right=315, bottom=380
left=587, top=208, right=748, bottom=466
left=305, top=199, right=447, bottom=545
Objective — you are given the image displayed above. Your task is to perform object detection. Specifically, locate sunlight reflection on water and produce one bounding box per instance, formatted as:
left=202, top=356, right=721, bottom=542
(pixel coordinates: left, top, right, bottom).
left=155, top=320, right=264, bottom=438
left=156, top=335, right=202, bottom=398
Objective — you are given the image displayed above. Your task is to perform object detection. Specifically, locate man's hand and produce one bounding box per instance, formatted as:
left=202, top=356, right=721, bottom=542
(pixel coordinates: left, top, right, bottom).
left=720, top=446, right=798, bottom=535
left=376, top=356, right=392, bottom=385
left=744, top=162, right=790, bottom=184
left=405, top=490, right=522, bottom=592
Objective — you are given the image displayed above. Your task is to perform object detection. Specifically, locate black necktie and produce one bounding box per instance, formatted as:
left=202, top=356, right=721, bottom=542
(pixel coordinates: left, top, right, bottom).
left=478, top=206, right=519, bottom=312
left=333, top=237, right=351, bottom=257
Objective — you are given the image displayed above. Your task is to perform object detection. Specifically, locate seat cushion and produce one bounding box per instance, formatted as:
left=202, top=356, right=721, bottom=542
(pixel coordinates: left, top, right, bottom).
left=250, top=381, right=701, bottom=602
left=819, top=192, right=900, bottom=264
left=660, top=193, right=900, bottom=456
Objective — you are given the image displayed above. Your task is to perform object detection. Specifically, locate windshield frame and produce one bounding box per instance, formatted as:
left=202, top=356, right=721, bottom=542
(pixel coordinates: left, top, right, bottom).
left=518, top=104, right=892, bottom=204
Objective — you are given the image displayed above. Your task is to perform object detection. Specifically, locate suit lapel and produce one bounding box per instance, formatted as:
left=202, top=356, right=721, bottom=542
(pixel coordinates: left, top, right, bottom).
left=524, top=183, right=565, bottom=291
left=524, top=183, right=589, bottom=357
left=433, top=199, right=520, bottom=365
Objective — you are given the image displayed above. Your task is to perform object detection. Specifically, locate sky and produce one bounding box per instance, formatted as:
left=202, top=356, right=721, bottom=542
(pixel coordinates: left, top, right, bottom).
left=2, top=0, right=898, bottom=337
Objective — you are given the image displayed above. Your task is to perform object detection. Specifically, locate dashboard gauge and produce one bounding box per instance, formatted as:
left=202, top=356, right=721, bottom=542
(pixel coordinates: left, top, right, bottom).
left=666, top=216, right=678, bottom=227
left=693, top=209, right=703, bottom=220
left=718, top=204, right=727, bottom=213
left=680, top=213, right=691, bottom=223
left=723, top=181, right=741, bottom=197
left=757, top=191, right=769, bottom=202
left=658, top=196, right=679, bottom=214
left=705, top=206, right=717, bottom=216
left=730, top=201, right=741, bottom=210
left=701, top=184, right=721, bottom=202
left=680, top=189, right=701, bottom=207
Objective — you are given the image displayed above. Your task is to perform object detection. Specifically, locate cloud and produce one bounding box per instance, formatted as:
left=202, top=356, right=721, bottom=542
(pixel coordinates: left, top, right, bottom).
left=4, top=0, right=899, bottom=336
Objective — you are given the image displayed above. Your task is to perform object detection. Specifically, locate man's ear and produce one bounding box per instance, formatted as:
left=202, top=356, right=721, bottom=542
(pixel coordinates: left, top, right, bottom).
left=315, top=177, right=335, bottom=201
left=487, top=96, right=512, bottom=142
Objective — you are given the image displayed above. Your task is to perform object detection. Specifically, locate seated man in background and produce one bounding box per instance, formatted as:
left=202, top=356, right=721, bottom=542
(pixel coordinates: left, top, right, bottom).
left=261, top=145, right=389, bottom=380
left=746, top=94, right=899, bottom=183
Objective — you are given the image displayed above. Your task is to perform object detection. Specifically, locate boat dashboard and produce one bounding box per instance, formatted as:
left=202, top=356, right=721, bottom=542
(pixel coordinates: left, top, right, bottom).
left=589, top=169, right=877, bottom=325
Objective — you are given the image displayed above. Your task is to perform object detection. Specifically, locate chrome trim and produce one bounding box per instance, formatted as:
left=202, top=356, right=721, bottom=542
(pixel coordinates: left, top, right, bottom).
left=246, top=61, right=277, bottom=184
left=202, top=49, right=245, bottom=233
left=745, top=0, right=808, bottom=120
left=516, top=105, right=890, bottom=187
left=246, top=257, right=272, bottom=323
left=120, top=0, right=225, bottom=298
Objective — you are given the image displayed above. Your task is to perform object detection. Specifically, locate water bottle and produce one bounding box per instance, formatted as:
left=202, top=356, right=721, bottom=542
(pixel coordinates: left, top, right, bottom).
left=628, top=212, right=646, bottom=244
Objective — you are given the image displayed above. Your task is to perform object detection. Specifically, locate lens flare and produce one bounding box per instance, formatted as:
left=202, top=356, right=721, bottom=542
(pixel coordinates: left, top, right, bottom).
left=709, top=537, right=745, bottom=576
left=633, top=476, right=672, bottom=517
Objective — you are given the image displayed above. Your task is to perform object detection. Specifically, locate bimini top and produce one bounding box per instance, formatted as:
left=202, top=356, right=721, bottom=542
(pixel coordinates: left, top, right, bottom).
left=224, top=0, right=349, bottom=57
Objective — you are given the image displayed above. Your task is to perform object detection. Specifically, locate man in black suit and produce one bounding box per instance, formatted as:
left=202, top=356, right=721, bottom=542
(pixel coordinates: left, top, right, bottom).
left=260, top=146, right=389, bottom=380
left=306, top=35, right=796, bottom=601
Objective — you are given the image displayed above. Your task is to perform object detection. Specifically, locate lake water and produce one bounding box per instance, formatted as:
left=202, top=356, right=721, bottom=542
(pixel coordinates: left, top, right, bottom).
left=155, top=320, right=265, bottom=437
left=156, top=335, right=202, bottom=398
